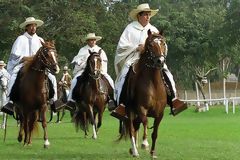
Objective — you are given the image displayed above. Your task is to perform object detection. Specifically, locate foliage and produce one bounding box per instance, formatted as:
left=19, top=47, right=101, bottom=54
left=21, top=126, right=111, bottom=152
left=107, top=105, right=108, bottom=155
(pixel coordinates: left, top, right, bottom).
left=0, top=0, right=239, bottom=88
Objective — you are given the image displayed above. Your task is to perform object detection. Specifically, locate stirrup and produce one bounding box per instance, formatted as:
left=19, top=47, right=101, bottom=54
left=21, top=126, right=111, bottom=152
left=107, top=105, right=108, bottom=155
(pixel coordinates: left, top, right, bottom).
left=1, top=103, right=14, bottom=116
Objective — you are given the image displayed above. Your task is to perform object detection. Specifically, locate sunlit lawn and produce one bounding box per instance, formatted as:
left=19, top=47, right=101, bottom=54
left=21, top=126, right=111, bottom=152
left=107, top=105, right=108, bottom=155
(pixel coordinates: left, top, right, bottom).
left=0, top=105, right=240, bottom=160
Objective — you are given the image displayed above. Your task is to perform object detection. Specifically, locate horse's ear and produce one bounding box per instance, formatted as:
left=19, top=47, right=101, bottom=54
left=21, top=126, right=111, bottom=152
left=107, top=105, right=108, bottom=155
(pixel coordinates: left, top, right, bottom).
left=50, top=40, right=55, bottom=45
left=40, top=40, right=45, bottom=46
left=147, top=29, right=152, bottom=36
left=88, top=49, right=93, bottom=55
left=159, top=29, right=164, bottom=36
left=98, top=49, right=102, bottom=55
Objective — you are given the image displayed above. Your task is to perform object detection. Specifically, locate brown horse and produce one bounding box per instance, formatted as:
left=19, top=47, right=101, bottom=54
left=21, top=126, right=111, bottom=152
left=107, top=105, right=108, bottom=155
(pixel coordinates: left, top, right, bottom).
left=119, top=30, right=167, bottom=158
left=11, top=41, right=59, bottom=147
left=72, top=49, right=111, bottom=139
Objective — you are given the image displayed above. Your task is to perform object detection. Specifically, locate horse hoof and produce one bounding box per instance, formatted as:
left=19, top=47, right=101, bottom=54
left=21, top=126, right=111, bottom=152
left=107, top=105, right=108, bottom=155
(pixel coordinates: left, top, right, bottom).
left=129, top=148, right=139, bottom=157
left=17, top=136, right=22, bottom=143
left=129, top=148, right=133, bottom=155
left=44, top=144, right=49, bottom=149
left=151, top=151, right=157, bottom=159
left=151, top=155, right=158, bottom=159
left=141, top=144, right=149, bottom=151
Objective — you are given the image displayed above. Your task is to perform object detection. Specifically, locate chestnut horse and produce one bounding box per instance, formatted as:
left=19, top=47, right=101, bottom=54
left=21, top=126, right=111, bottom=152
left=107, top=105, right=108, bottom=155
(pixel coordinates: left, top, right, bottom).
left=119, top=30, right=167, bottom=158
left=72, top=50, right=111, bottom=139
left=10, top=41, right=59, bottom=147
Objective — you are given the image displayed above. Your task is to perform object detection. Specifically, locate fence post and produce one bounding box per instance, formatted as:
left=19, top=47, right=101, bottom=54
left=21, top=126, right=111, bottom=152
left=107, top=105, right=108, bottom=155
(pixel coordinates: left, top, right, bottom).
left=225, top=99, right=229, bottom=114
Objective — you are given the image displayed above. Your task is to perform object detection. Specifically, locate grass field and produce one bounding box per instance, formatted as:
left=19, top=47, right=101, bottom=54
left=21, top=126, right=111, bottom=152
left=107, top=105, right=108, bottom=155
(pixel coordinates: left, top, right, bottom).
left=0, top=106, right=240, bottom=160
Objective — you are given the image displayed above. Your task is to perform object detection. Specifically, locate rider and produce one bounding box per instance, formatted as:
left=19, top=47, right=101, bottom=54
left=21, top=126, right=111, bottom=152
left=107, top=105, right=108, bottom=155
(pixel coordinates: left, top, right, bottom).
left=58, top=66, right=72, bottom=91
left=111, top=3, right=187, bottom=120
left=1, top=17, right=59, bottom=115
left=63, top=33, right=115, bottom=111
left=0, top=60, right=10, bottom=107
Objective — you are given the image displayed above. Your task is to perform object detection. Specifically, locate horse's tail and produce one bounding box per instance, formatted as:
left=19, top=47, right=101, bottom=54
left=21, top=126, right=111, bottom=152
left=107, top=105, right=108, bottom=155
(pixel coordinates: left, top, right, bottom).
left=73, top=109, right=89, bottom=132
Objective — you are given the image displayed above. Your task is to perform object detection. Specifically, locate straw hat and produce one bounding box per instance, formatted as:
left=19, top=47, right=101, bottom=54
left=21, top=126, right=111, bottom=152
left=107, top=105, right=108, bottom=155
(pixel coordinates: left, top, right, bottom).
left=19, top=17, right=44, bottom=29
left=84, top=33, right=102, bottom=41
left=129, top=3, right=159, bottom=20
left=0, top=60, right=6, bottom=66
left=63, top=66, right=69, bottom=71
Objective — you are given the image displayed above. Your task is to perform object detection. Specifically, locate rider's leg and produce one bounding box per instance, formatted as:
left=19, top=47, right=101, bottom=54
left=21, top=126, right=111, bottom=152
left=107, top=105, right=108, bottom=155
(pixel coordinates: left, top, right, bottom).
left=110, top=65, right=129, bottom=120
left=48, top=73, right=64, bottom=112
left=1, top=63, right=23, bottom=115
left=101, top=72, right=116, bottom=111
left=162, top=64, right=187, bottom=115
left=60, top=76, right=78, bottom=112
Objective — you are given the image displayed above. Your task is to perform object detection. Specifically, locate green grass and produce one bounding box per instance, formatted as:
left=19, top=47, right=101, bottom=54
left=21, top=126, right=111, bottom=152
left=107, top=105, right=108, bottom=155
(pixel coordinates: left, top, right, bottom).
left=0, top=106, right=240, bottom=160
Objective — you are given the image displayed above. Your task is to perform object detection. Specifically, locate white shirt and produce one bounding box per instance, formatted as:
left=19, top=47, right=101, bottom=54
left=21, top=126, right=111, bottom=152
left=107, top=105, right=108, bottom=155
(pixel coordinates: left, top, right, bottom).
left=0, top=68, right=10, bottom=80
left=72, top=44, right=108, bottom=76
left=114, top=21, right=159, bottom=75
left=7, top=32, right=44, bottom=74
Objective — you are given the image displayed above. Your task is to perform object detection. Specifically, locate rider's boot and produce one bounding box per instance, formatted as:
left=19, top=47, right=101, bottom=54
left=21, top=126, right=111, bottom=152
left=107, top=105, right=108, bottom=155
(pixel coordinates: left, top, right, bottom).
left=110, top=104, right=128, bottom=121
left=1, top=101, right=14, bottom=116
left=171, top=98, right=187, bottom=116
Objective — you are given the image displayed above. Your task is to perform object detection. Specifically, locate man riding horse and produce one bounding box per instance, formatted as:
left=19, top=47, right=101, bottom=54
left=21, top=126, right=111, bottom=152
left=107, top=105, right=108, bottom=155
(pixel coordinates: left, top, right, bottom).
left=63, top=33, right=115, bottom=111
left=1, top=17, right=60, bottom=115
left=111, top=3, right=188, bottom=120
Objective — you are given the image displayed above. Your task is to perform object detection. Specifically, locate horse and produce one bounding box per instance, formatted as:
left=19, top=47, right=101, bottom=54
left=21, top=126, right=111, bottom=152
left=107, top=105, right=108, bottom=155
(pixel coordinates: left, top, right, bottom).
left=118, top=30, right=168, bottom=158
left=55, top=79, right=70, bottom=123
left=72, top=49, right=110, bottom=139
left=0, top=74, right=8, bottom=129
left=10, top=41, right=59, bottom=147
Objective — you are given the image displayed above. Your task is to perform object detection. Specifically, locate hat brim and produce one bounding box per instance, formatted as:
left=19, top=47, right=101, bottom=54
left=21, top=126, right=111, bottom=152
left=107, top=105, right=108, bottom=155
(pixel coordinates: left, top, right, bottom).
left=19, top=20, right=44, bottom=29
left=129, top=9, right=158, bottom=20
left=85, top=36, right=102, bottom=42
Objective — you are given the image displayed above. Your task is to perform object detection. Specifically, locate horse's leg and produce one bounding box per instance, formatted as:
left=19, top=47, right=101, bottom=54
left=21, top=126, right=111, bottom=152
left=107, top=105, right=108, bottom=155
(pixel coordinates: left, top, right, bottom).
left=83, top=112, right=88, bottom=138
left=141, top=115, right=149, bottom=150
left=56, top=111, right=60, bottom=123
left=41, top=105, right=50, bottom=148
left=150, top=113, right=164, bottom=159
left=96, top=110, right=103, bottom=133
left=59, top=109, right=65, bottom=121
left=89, top=105, right=97, bottom=139
left=18, top=117, right=24, bottom=143
left=27, top=112, right=37, bottom=145
left=129, top=113, right=139, bottom=157
left=23, top=114, right=29, bottom=146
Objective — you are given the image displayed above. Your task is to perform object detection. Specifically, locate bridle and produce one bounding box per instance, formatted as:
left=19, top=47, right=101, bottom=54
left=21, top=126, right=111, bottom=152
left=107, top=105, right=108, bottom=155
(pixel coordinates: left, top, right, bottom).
left=88, top=53, right=102, bottom=80
left=32, top=46, right=58, bottom=73
left=144, top=35, right=167, bottom=69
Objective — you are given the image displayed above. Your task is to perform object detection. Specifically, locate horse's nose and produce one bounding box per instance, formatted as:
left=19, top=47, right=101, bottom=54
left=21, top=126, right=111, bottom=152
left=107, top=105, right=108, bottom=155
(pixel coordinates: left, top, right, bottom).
left=52, top=64, right=60, bottom=74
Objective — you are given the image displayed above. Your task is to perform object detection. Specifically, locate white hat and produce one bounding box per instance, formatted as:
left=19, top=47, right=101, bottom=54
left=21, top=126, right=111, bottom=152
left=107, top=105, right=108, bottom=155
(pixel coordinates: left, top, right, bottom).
left=19, top=17, right=44, bottom=29
left=84, top=33, right=102, bottom=42
left=63, top=66, right=68, bottom=71
left=0, top=60, right=6, bottom=66
left=129, top=3, right=159, bottom=20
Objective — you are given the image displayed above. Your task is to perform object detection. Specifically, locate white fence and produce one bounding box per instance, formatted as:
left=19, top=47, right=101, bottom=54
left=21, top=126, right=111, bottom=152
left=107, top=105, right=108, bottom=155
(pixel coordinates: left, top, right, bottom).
left=182, top=97, right=240, bottom=114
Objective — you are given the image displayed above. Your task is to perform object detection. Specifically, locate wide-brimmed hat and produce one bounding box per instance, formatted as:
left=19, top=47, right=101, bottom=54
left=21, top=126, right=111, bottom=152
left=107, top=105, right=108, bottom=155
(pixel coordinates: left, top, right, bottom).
left=19, top=17, right=44, bottom=29
left=84, top=33, right=102, bottom=42
left=0, top=60, right=6, bottom=66
left=63, top=66, right=69, bottom=71
left=129, top=3, right=159, bottom=20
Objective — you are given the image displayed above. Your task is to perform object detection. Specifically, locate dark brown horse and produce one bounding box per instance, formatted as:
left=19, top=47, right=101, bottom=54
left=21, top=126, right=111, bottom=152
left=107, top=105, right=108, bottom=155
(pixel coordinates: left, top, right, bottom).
left=119, top=30, right=167, bottom=158
left=11, top=41, right=59, bottom=147
left=72, top=49, right=111, bottom=139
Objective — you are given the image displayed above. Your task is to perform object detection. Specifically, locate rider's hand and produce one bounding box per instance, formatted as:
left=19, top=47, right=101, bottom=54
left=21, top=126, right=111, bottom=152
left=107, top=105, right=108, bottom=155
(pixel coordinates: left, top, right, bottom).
left=136, top=44, right=144, bottom=53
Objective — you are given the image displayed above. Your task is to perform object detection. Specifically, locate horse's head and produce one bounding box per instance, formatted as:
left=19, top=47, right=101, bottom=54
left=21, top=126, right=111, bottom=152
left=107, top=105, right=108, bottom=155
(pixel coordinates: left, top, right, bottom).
left=38, top=41, right=60, bottom=75
left=87, top=49, right=102, bottom=79
left=143, top=29, right=168, bottom=69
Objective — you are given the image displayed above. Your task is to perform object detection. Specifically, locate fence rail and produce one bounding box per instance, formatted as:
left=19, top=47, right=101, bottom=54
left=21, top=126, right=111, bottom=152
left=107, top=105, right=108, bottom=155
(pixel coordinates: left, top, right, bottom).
left=182, top=97, right=240, bottom=114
